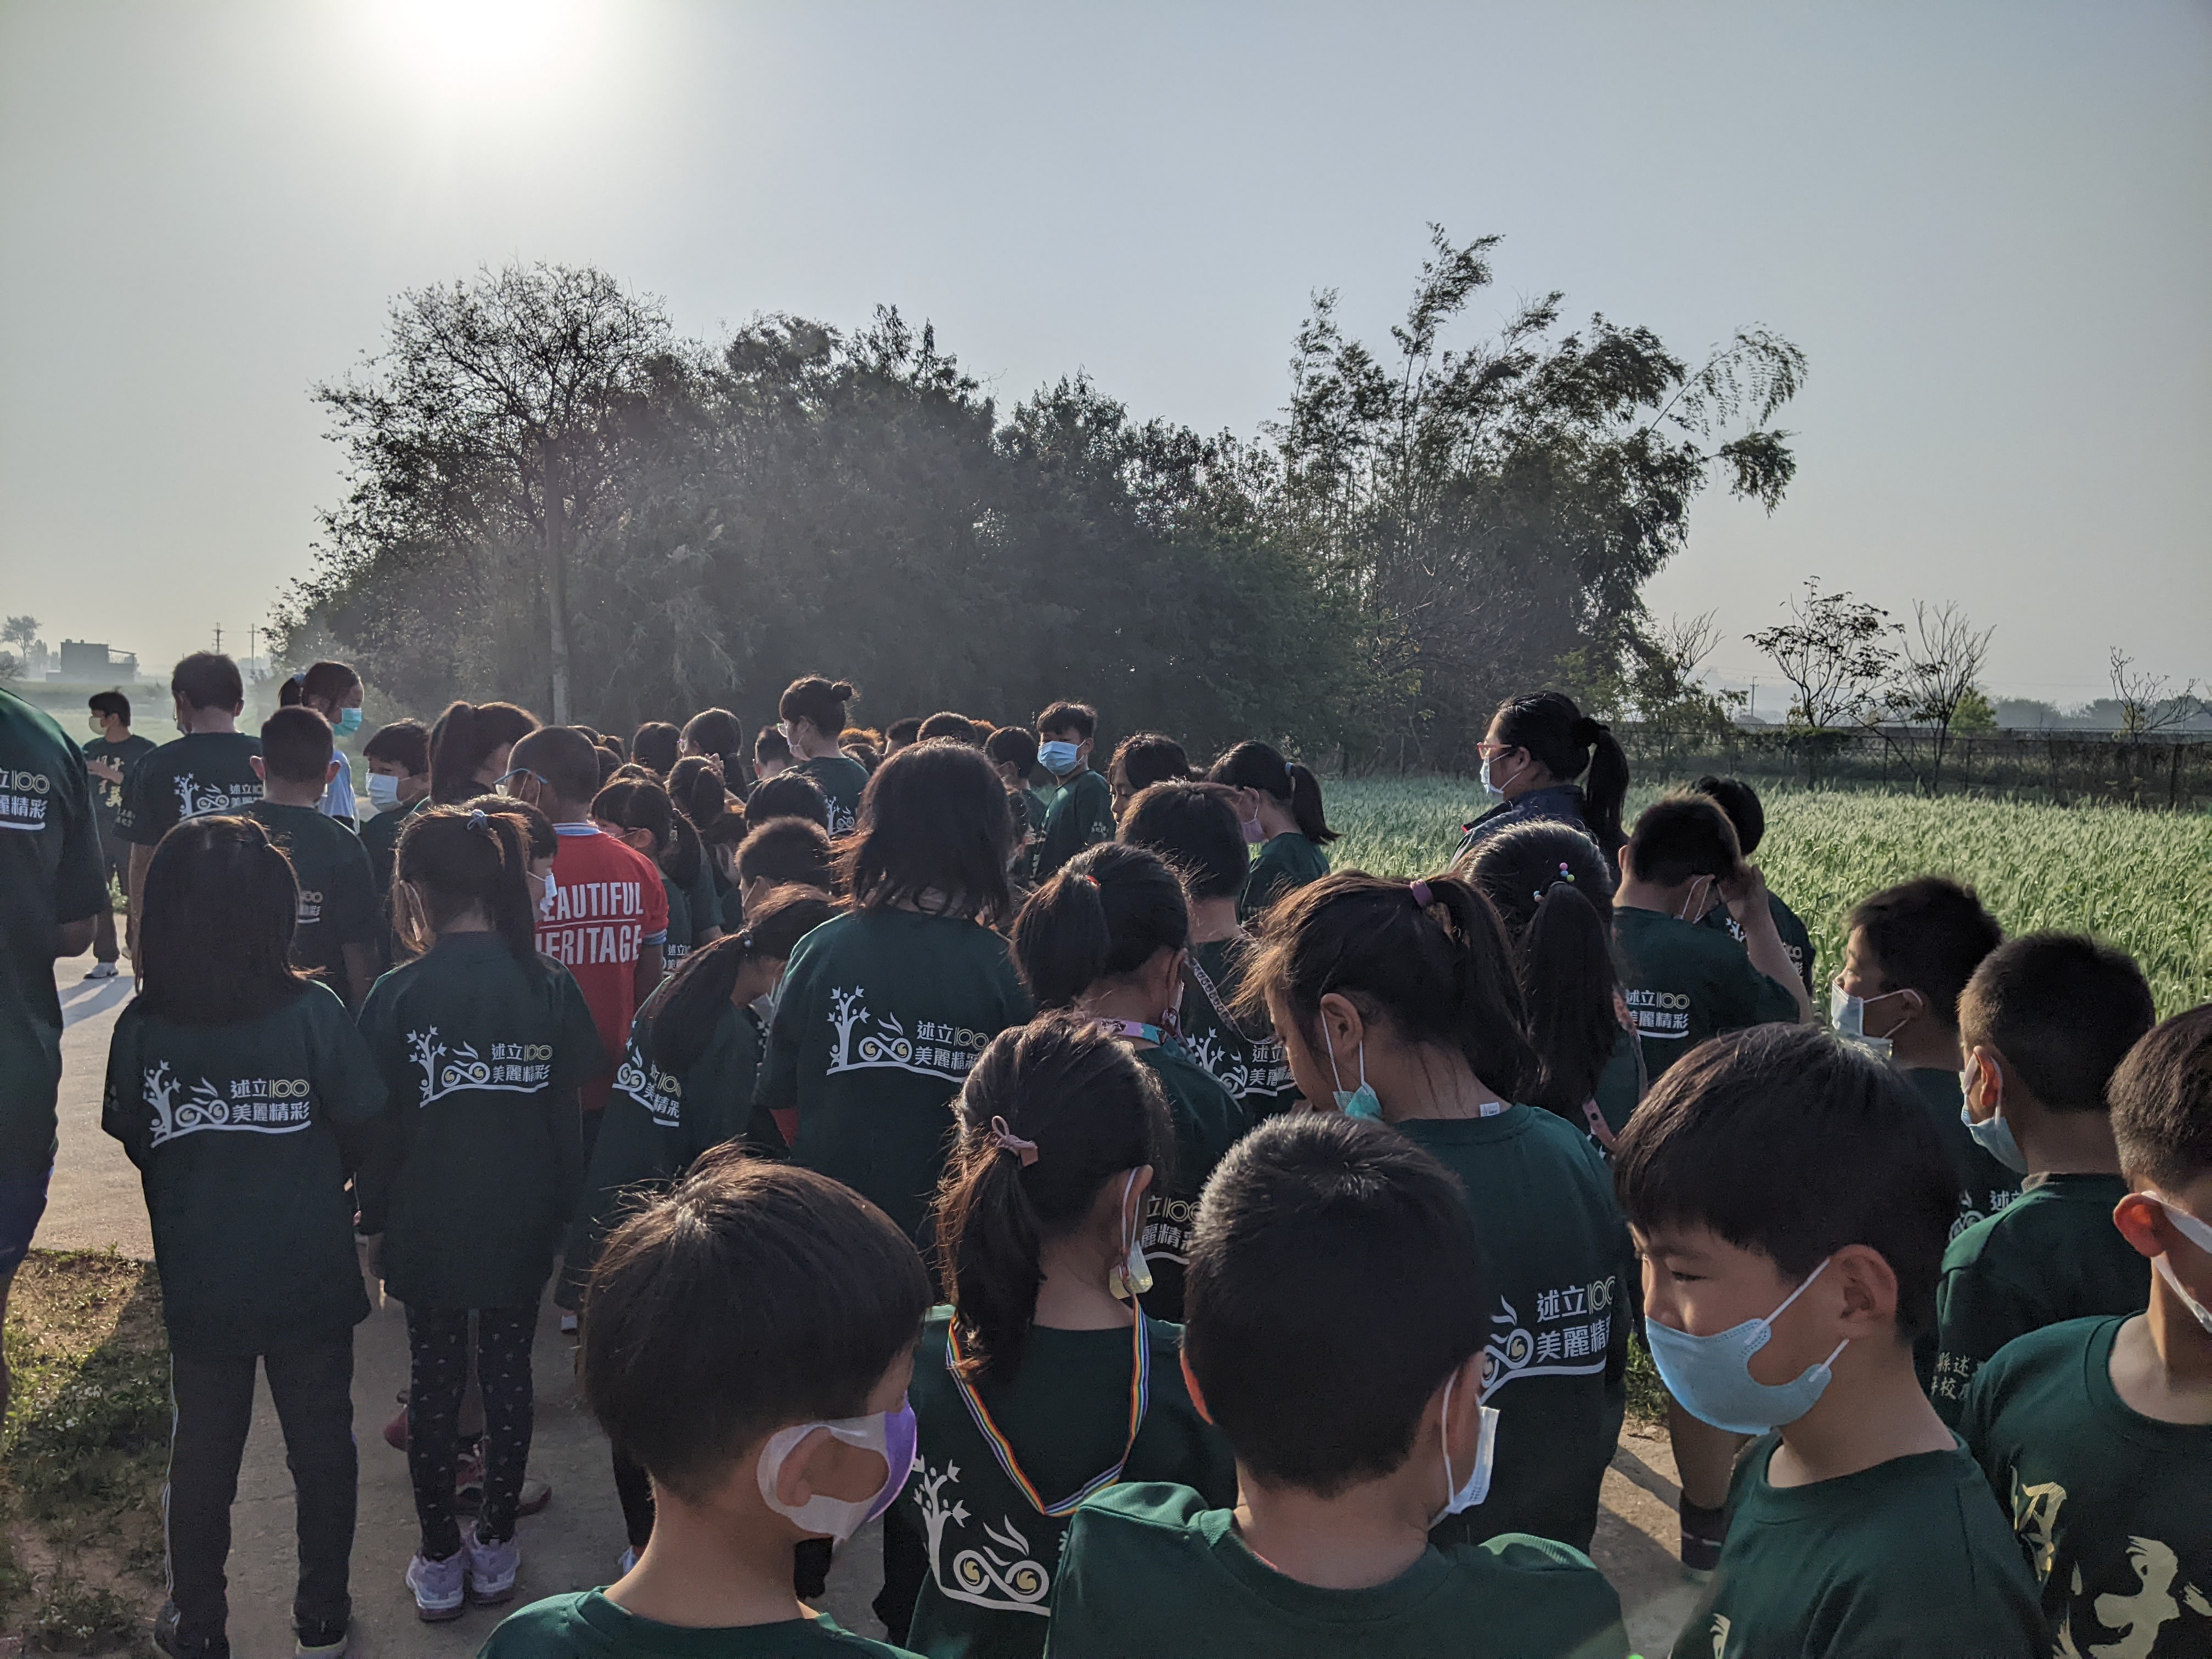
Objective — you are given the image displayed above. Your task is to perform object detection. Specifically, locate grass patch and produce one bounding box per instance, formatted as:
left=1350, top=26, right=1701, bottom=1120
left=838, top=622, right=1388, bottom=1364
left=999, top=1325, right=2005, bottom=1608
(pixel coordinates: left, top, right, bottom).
left=1, top=1250, right=170, bottom=1651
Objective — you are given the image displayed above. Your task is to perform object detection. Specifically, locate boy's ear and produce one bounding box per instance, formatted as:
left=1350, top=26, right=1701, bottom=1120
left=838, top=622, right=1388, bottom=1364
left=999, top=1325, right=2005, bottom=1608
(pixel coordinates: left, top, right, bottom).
left=2112, top=1192, right=2169, bottom=1262
left=1830, top=1243, right=1901, bottom=1335
left=249, top=755, right=267, bottom=782
left=324, top=757, right=342, bottom=787
left=1180, top=1347, right=1214, bottom=1426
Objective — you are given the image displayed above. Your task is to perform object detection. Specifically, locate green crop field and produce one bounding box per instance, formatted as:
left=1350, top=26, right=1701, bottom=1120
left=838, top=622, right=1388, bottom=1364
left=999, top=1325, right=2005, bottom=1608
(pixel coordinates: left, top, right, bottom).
left=1324, top=777, right=2212, bottom=1015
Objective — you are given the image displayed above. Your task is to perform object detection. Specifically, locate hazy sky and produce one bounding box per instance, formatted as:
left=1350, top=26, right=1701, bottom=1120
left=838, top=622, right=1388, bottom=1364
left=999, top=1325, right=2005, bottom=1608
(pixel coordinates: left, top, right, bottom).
left=3, top=1, right=2207, bottom=708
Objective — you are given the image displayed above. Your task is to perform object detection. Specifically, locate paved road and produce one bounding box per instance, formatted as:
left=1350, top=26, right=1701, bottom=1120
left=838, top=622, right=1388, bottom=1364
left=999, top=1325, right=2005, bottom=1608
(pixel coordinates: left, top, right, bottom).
left=46, top=956, right=1695, bottom=1657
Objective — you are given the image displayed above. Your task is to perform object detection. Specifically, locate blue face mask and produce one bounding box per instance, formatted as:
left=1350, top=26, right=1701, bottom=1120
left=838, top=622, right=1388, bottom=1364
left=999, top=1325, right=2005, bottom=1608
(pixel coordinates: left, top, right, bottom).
left=1038, top=740, right=1081, bottom=776
left=334, top=707, right=364, bottom=737
left=1959, top=1052, right=2028, bottom=1173
left=1322, top=1019, right=1383, bottom=1121
left=1645, top=1257, right=1850, bottom=1435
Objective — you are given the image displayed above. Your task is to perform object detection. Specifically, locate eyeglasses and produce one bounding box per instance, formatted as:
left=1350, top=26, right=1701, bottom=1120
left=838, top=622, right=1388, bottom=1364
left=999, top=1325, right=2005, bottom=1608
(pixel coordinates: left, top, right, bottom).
left=1476, top=741, right=1520, bottom=761
left=496, top=768, right=552, bottom=797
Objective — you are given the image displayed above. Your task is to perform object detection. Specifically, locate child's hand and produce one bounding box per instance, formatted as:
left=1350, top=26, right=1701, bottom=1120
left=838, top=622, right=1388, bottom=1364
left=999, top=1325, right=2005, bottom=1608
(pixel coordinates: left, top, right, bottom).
left=1720, top=861, right=1770, bottom=923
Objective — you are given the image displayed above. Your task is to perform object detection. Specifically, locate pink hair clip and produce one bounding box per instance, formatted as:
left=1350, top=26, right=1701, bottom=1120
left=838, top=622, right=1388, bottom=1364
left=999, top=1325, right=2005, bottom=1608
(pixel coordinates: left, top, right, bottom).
left=988, top=1115, right=1039, bottom=1166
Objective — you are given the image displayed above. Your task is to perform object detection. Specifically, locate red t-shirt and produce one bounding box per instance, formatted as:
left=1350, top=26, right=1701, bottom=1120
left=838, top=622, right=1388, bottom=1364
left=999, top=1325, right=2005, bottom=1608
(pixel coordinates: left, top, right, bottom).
left=536, top=824, right=669, bottom=1112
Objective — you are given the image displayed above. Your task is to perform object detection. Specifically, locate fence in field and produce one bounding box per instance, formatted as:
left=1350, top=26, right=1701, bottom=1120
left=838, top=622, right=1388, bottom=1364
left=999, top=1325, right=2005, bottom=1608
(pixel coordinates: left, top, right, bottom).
left=1612, top=726, right=2212, bottom=809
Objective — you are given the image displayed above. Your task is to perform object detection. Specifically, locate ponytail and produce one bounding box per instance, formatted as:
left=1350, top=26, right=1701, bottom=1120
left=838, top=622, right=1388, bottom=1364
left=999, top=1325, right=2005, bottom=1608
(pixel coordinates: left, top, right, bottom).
left=1010, top=843, right=1189, bottom=1011
left=932, top=1015, right=1172, bottom=1384
left=396, top=805, right=540, bottom=965
left=1207, top=741, right=1336, bottom=844
left=1576, top=719, right=1628, bottom=857
left=1239, top=871, right=1536, bottom=1103
left=1493, top=692, right=1629, bottom=858
left=640, top=886, right=838, bottom=1071
left=429, top=699, right=539, bottom=806
left=1457, top=822, right=1624, bottom=1128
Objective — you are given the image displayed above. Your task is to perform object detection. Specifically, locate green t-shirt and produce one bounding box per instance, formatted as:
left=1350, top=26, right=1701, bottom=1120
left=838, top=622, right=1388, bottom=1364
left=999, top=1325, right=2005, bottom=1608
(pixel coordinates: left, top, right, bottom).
left=0, top=690, right=106, bottom=1173
left=660, top=873, right=693, bottom=967
left=1135, top=1043, right=1251, bottom=1324
left=755, top=909, right=1032, bottom=1244
left=1397, top=1110, right=1634, bottom=1551
left=905, top=1310, right=1236, bottom=1659
left=246, top=801, right=379, bottom=989
left=1931, top=1173, right=2147, bottom=1425
left=1672, top=1432, right=2046, bottom=1658
left=117, top=730, right=263, bottom=845
left=82, top=731, right=156, bottom=831
left=685, top=859, right=719, bottom=949
left=1043, top=1483, right=1628, bottom=1659
left=1037, top=770, right=1113, bottom=880
left=1014, top=786, right=1051, bottom=883
left=358, top=795, right=409, bottom=895
left=479, top=1593, right=920, bottom=1657
left=1909, top=1068, right=2025, bottom=1240
left=1589, top=1020, right=1643, bottom=1141
left=1697, top=890, right=1819, bottom=996
left=794, top=754, right=872, bottom=836
left=1611, top=907, right=1801, bottom=1080
left=563, top=1000, right=763, bottom=1302
left=1178, top=938, right=1299, bottom=1118
left=1960, top=1315, right=2210, bottom=1658
left=1238, top=832, right=1329, bottom=922
left=356, top=933, right=606, bottom=1310
left=100, top=984, right=385, bottom=1357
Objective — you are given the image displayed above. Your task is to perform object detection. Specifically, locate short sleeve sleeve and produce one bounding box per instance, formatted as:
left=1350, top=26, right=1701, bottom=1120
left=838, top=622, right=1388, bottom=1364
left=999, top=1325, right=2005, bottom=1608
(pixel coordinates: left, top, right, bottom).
left=99, top=1007, right=143, bottom=1156
left=307, top=984, right=385, bottom=1124
left=121, top=753, right=172, bottom=845
left=51, top=740, right=106, bottom=924
left=330, top=826, right=381, bottom=946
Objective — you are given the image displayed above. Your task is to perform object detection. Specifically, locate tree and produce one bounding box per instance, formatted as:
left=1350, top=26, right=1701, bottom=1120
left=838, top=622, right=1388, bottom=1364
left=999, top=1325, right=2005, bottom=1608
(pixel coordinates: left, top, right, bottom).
left=306, top=264, right=675, bottom=721
left=1, top=616, right=38, bottom=653
left=1746, top=579, right=1899, bottom=729
left=1881, top=600, right=1995, bottom=790
left=1267, top=225, right=1805, bottom=765
left=1953, top=686, right=1997, bottom=733
left=2107, top=648, right=2201, bottom=738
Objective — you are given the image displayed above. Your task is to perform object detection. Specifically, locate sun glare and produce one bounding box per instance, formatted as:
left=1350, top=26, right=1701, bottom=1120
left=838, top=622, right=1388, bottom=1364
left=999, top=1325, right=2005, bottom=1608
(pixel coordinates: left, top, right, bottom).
left=353, top=0, right=608, bottom=109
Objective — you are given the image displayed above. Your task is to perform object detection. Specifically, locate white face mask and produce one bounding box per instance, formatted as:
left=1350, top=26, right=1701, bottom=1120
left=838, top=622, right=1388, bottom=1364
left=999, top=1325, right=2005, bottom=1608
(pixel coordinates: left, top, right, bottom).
left=1107, top=1169, right=1153, bottom=1300
left=755, top=1403, right=918, bottom=1543
left=1432, top=1365, right=1500, bottom=1523
left=2147, top=1193, right=2212, bottom=1336
left=1829, top=981, right=1908, bottom=1061
left=366, top=771, right=403, bottom=811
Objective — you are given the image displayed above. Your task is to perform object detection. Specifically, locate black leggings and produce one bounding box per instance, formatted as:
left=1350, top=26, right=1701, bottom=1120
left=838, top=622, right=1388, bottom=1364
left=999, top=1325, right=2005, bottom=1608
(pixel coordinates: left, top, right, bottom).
left=407, top=1306, right=535, bottom=1558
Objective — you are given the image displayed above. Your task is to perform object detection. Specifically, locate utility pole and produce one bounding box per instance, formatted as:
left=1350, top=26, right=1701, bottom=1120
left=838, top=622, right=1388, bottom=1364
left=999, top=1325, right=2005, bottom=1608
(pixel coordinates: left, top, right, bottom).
left=213, top=627, right=223, bottom=655
left=247, top=626, right=258, bottom=681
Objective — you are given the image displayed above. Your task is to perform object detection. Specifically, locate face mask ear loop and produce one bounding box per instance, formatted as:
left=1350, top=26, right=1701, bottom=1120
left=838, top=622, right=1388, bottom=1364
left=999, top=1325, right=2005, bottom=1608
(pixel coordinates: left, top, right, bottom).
left=1767, top=1257, right=1852, bottom=1372
left=1122, top=1169, right=1139, bottom=1259
left=1322, top=1015, right=1347, bottom=1100
left=1440, top=1367, right=1459, bottom=1498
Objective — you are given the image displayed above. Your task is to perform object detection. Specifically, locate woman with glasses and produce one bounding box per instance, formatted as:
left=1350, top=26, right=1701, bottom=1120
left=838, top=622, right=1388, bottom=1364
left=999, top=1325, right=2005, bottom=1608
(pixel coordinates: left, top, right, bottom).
left=1453, top=692, right=1630, bottom=875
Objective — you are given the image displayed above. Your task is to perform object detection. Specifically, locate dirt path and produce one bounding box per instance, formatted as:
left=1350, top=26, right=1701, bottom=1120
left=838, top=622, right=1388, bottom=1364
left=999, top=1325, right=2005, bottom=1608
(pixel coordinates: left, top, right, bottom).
left=44, top=958, right=1696, bottom=1657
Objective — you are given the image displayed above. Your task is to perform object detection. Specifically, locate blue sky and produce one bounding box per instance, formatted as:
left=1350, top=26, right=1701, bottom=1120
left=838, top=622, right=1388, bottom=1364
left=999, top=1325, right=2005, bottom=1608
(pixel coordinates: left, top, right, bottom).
left=3, top=1, right=2205, bottom=707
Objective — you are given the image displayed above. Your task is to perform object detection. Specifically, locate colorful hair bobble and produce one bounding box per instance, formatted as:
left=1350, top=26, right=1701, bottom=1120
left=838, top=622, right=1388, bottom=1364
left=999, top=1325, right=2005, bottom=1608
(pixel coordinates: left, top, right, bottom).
left=988, top=1115, right=1040, bottom=1166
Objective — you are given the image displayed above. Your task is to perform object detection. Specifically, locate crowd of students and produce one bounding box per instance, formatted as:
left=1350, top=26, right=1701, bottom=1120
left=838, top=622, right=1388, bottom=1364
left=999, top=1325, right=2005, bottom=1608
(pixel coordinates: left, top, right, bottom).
left=0, top=656, right=2205, bottom=1658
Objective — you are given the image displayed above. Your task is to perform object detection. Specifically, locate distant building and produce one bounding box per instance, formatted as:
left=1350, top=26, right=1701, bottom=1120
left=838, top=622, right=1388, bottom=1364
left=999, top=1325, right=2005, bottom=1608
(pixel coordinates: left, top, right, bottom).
left=49, top=640, right=139, bottom=682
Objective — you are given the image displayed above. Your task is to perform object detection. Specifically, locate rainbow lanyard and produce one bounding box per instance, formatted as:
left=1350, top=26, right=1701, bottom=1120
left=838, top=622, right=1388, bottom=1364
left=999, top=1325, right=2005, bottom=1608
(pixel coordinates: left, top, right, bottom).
left=945, top=1313, right=1150, bottom=1517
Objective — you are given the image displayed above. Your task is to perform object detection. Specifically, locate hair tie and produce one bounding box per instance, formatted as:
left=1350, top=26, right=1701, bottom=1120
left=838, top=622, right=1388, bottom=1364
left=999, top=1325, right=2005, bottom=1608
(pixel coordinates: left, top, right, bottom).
left=1076, top=873, right=1100, bottom=890
left=738, top=930, right=754, bottom=952
left=1285, top=761, right=1295, bottom=780
left=987, top=1115, right=1039, bottom=1166
left=1408, top=879, right=1433, bottom=908
left=468, top=808, right=489, bottom=829
left=1558, top=862, right=1576, bottom=883
left=288, top=671, right=305, bottom=688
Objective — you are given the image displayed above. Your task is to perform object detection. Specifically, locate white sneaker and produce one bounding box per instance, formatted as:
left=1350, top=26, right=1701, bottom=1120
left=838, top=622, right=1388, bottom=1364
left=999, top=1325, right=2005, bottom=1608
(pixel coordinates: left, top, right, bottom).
left=465, top=1527, right=521, bottom=1606
left=405, top=1551, right=465, bottom=1622
left=83, top=961, right=119, bottom=980
left=617, top=1545, right=638, bottom=1575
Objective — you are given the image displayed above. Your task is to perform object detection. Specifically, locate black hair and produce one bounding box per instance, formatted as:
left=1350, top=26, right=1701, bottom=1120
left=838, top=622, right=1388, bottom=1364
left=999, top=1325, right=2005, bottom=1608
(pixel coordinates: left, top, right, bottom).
left=1846, top=876, right=2004, bottom=1031
left=1184, top=1114, right=1492, bottom=1496
left=1110, top=733, right=1191, bottom=800
left=460, top=793, right=556, bottom=862
left=258, top=706, right=335, bottom=785
left=746, top=771, right=831, bottom=832
left=396, top=805, right=541, bottom=965
left=780, top=676, right=857, bottom=738
left=278, top=661, right=360, bottom=715
left=1240, top=871, right=1535, bottom=1104
left=631, top=721, right=681, bottom=776
left=737, top=816, right=834, bottom=890
left=918, top=711, right=981, bottom=746
left=838, top=740, right=1015, bottom=927
left=595, top=775, right=704, bottom=888
left=933, top=1016, right=1174, bottom=1384
left=428, top=700, right=539, bottom=806
left=582, top=1150, right=931, bottom=1503
left=1959, top=934, right=2157, bottom=1114
left=137, top=816, right=309, bottom=1025
left=1492, top=691, right=1629, bottom=856
left=985, top=725, right=1039, bottom=776
left=1624, top=794, right=1740, bottom=888
left=1012, top=843, right=1189, bottom=1011
left=668, top=755, right=734, bottom=834
left=363, top=719, right=429, bottom=776
left=171, top=652, right=243, bottom=713
left=88, top=690, right=129, bottom=722
left=1208, top=741, right=1336, bottom=844
left=680, top=708, right=746, bottom=778
left=885, top=716, right=924, bottom=749
left=639, top=887, right=839, bottom=1074
left=1691, top=775, right=1765, bottom=857
left=1119, top=781, right=1248, bottom=902
left=754, top=725, right=793, bottom=768
left=509, top=726, right=602, bottom=810
left=1462, top=823, right=1622, bottom=1125
left=1613, top=1024, right=1955, bottom=1338
left=1035, top=701, right=1097, bottom=742
left=2112, top=1006, right=2212, bottom=1192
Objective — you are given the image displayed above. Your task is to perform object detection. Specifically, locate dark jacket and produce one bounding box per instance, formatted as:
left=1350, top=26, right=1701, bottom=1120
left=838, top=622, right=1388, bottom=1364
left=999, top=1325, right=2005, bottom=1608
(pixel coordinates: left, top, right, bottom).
left=1453, top=783, right=1618, bottom=872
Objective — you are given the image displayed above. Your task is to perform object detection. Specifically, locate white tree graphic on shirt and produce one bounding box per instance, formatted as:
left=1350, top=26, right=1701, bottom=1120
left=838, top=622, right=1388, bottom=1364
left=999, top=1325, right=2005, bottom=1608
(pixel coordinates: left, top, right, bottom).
left=822, top=988, right=973, bottom=1082
left=913, top=1460, right=1050, bottom=1616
